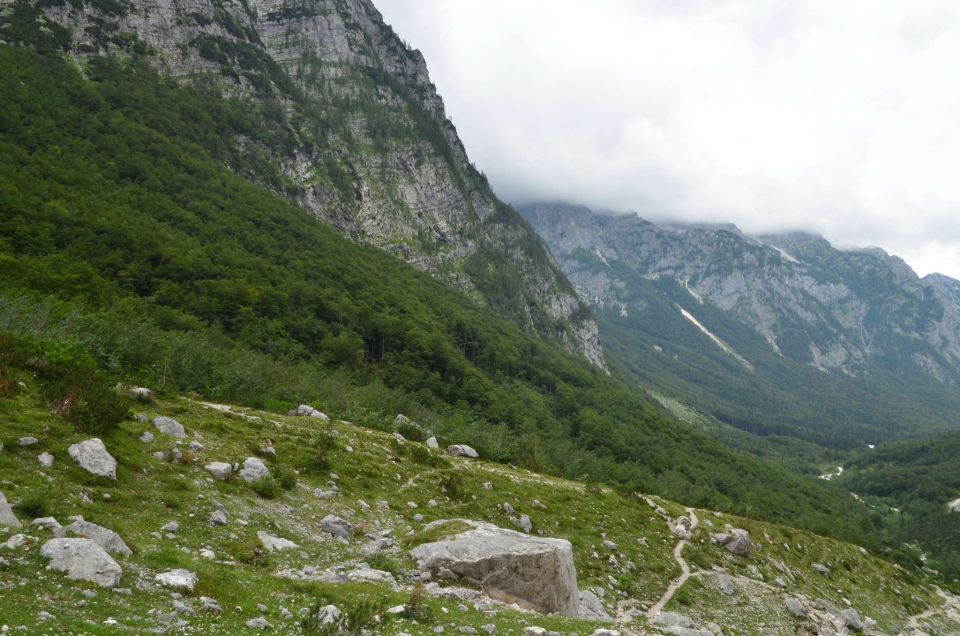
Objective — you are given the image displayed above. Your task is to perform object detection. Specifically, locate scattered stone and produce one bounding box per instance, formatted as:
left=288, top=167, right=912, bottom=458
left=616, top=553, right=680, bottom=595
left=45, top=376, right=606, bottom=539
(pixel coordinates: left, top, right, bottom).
left=155, top=569, right=198, bottom=592
left=205, top=462, right=232, bottom=480
left=602, top=540, right=618, bottom=551
left=785, top=596, right=806, bottom=618
left=650, top=612, right=695, bottom=629
left=512, top=514, right=532, bottom=534
left=288, top=404, right=329, bottom=421
left=0, top=491, right=21, bottom=529
left=238, top=457, right=270, bottom=483
left=161, top=521, right=179, bottom=534
left=258, top=531, right=299, bottom=551
left=153, top=416, right=186, bottom=438
left=40, top=538, right=122, bottom=587
left=2, top=534, right=28, bottom=549
left=705, top=572, right=736, bottom=596
left=188, top=440, right=205, bottom=453
left=127, top=387, right=152, bottom=401
left=32, top=517, right=62, bottom=533
left=140, top=432, right=155, bottom=443
left=68, top=439, right=117, bottom=480
left=840, top=608, right=864, bottom=632
left=394, top=432, right=406, bottom=445
left=532, top=499, right=546, bottom=510
left=426, top=436, right=439, bottom=449
left=711, top=529, right=751, bottom=557
left=246, top=617, right=271, bottom=630
left=17, top=437, right=38, bottom=446
left=812, top=562, right=831, bottom=576
left=411, top=520, right=579, bottom=616
left=320, top=515, right=354, bottom=539
left=37, top=452, right=54, bottom=468
left=314, top=605, right=343, bottom=629
left=446, top=445, right=479, bottom=459
left=200, top=548, right=216, bottom=560
left=64, top=516, right=132, bottom=556
left=209, top=510, right=228, bottom=526
left=579, top=589, right=612, bottom=621
left=590, top=630, right=620, bottom=636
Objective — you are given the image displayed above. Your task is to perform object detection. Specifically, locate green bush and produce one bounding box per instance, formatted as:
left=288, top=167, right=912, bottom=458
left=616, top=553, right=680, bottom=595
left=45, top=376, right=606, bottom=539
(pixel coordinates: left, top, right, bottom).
left=274, top=466, right=298, bottom=491
left=251, top=476, right=280, bottom=499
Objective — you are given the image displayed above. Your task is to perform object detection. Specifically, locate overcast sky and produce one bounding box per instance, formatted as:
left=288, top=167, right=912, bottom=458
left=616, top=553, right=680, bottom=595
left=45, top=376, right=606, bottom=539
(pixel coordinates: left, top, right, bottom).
left=376, top=0, right=960, bottom=278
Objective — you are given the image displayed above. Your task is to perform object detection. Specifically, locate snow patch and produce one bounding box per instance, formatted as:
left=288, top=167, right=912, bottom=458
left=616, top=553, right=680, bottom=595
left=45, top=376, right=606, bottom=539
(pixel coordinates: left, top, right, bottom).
left=676, top=306, right=754, bottom=372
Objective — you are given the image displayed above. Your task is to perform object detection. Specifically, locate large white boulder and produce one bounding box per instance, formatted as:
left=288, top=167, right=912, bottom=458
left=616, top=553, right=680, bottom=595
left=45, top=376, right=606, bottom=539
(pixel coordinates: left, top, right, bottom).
left=446, top=444, right=479, bottom=459
left=711, top=528, right=751, bottom=557
left=0, top=491, right=21, bottom=529
left=257, top=531, right=299, bottom=552
left=410, top=520, right=579, bottom=617
left=67, top=439, right=117, bottom=480
left=64, top=517, right=132, bottom=556
left=237, top=457, right=270, bottom=483
left=40, top=538, right=122, bottom=587
left=156, top=569, right=198, bottom=592
left=153, top=416, right=186, bottom=438
left=288, top=404, right=330, bottom=421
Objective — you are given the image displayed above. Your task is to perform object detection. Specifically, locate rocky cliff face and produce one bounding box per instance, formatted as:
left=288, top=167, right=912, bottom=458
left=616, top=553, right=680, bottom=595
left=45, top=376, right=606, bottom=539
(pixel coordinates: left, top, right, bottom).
left=524, top=203, right=960, bottom=383
left=0, top=0, right=604, bottom=367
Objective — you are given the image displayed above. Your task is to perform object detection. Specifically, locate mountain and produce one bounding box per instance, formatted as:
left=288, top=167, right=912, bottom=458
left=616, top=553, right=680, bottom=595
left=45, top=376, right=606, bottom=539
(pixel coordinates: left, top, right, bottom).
left=0, top=0, right=603, bottom=367
left=523, top=203, right=960, bottom=452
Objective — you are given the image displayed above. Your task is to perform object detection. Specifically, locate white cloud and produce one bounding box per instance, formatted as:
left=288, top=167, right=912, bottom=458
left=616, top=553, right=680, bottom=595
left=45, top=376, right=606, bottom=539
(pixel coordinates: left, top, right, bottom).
left=376, top=0, right=960, bottom=278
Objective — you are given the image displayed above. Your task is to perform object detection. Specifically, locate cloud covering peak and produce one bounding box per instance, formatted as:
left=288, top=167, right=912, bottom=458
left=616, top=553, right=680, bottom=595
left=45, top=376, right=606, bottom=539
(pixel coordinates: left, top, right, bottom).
left=377, top=0, right=960, bottom=278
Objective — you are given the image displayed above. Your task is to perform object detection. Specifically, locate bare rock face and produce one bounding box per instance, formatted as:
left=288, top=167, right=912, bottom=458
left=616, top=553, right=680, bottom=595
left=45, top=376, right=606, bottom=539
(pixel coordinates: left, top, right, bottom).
left=67, top=439, right=117, bottom=480
left=0, top=491, right=21, bottom=529
left=410, top=520, right=579, bottom=617
left=13, top=0, right=605, bottom=369
left=40, top=538, right=122, bottom=588
left=156, top=569, right=198, bottom=592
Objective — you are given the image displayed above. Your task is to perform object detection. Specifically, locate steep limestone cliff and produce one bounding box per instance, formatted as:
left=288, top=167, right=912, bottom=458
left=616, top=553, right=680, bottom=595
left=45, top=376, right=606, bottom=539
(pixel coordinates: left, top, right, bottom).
left=0, top=0, right=604, bottom=368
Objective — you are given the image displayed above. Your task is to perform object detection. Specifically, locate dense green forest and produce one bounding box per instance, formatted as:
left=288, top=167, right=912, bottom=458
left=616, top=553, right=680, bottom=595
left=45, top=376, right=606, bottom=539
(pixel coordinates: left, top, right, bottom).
left=0, top=44, right=894, bottom=550
left=842, top=433, right=960, bottom=581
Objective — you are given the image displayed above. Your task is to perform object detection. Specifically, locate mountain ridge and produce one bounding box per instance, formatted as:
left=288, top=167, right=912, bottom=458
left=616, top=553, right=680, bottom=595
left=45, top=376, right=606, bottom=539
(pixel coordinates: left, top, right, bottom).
left=0, top=0, right=604, bottom=367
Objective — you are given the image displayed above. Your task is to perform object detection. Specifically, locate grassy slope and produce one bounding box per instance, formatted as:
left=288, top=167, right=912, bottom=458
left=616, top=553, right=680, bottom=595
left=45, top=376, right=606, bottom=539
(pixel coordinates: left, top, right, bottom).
left=0, top=379, right=949, bottom=635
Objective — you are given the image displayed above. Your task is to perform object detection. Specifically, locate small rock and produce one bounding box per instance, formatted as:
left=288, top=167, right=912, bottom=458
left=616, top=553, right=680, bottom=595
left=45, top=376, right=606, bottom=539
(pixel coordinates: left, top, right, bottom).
left=812, top=562, right=831, bottom=576
left=188, top=440, right=204, bottom=453
left=426, top=436, right=439, bottom=449
left=257, top=531, right=299, bottom=551
left=161, top=521, right=179, bottom=533
left=0, top=492, right=21, bottom=529
left=17, top=437, right=38, bottom=446
left=314, top=605, right=343, bottom=628
left=209, top=510, right=228, bottom=526
left=155, top=569, right=198, bottom=592
left=446, top=444, right=479, bottom=458
left=238, top=457, right=270, bottom=483
left=205, top=462, right=232, bottom=480
left=153, top=416, right=186, bottom=438
left=602, top=539, right=618, bottom=551
left=63, top=516, right=132, bottom=556
left=320, top=515, right=354, bottom=539
left=37, top=452, right=54, bottom=468
left=246, top=617, right=271, bottom=630
left=127, top=387, right=153, bottom=400
left=140, top=432, right=154, bottom=443
left=785, top=596, right=806, bottom=617
left=840, top=608, right=864, bottom=632
left=711, top=529, right=751, bottom=557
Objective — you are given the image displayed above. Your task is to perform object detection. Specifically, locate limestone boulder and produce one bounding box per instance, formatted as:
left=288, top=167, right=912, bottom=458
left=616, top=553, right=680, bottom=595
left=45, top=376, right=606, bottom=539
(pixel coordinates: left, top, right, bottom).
left=0, top=491, right=21, bottom=529
left=711, top=528, right=751, bottom=557
left=446, top=445, right=479, bottom=459
left=68, top=439, right=117, bottom=480
left=64, top=516, right=132, bottom=556
left=40, top=538, right=122, bottom=587
left=153, top=416, right=186, bottom=438
left=410, top=520, right=579, bottom=617
left=238, top=457, right=270, bottom=483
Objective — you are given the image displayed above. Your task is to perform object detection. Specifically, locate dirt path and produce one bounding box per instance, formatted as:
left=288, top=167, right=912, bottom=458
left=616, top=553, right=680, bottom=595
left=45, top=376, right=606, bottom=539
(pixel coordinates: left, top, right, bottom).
left=646, top=507, right=699, bottom=619
left=901, top=587, right=960, bottom=634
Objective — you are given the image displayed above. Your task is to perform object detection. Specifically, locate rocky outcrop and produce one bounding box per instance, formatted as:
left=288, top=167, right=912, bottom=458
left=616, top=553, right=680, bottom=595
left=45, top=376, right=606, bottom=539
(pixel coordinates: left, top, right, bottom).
left=40, top=538, right=123, bottom=587
left=153, top=416, right=186, bottom=438
left=3, top=0, right=605, bottom=368
left=410, top=520, right=579, bottom=617
left=711, top=529, right=751, bottom=557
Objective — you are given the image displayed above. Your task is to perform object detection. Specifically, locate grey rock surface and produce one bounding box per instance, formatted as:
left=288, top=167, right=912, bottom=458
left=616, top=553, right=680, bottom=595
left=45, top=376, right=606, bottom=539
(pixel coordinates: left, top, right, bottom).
left=67, top=439, right=117, bottom=480
left=410, top=520, right=579, bottom=617
left=40, top=538, right=122, bottom=587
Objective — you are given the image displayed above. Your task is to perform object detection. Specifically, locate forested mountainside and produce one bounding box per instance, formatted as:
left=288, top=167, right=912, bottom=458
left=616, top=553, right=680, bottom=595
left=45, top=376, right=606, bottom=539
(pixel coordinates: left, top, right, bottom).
left=841, top=431, right=960, bottom=582
left=0, top=0, right=603, bottom=366
left=0, top=41, right=894, bottom=548
left=523, top=203, right=960, bottom=452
